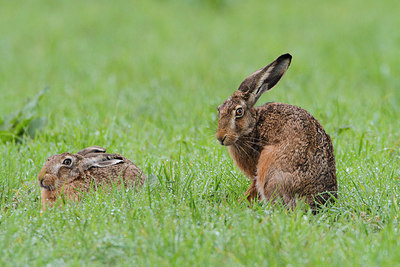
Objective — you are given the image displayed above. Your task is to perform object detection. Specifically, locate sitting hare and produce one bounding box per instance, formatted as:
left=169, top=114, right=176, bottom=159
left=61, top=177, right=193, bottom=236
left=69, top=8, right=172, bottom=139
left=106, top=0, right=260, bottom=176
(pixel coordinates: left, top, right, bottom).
left=38, top=146, right=146, bottom=209
left=216, top=54, right=337, bottom=210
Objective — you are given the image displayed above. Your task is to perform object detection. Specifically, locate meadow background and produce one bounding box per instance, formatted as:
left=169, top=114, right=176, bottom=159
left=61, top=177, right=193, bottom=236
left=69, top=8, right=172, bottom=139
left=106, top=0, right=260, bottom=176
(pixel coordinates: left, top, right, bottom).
left=1, top=0, right=400, bottom=265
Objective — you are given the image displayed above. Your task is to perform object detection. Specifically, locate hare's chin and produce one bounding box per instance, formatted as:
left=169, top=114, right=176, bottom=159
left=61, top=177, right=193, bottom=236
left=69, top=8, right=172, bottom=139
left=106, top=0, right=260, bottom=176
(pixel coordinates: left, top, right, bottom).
left=223, top=137, right=238, bottom=146
left=41, top=184, right=56, bottom=191
left=40, top=180, right=56, bottom=191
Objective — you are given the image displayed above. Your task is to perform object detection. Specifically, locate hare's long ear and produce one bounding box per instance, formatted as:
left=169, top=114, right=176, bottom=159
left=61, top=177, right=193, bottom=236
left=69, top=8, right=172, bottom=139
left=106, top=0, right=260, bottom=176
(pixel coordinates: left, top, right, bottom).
left=76, top=146, right=106, bottom=156
left=238, top=53, right=292, bottom=107
left=81, top=154, right=124, bottom=171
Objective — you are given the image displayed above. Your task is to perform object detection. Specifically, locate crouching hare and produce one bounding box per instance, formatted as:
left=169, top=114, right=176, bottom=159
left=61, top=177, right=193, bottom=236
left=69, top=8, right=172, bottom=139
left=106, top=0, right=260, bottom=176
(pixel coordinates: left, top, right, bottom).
left=216, top=54, right=337, bottom=210
left=38, top=146, right=146, bottom=209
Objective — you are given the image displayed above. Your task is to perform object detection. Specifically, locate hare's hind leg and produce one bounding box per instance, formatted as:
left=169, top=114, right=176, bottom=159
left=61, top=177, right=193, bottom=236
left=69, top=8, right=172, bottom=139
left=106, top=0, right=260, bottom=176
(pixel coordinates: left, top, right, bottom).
left=256, top=145, right=297, bottom=208
left=262, top=171, right=298, bottom=209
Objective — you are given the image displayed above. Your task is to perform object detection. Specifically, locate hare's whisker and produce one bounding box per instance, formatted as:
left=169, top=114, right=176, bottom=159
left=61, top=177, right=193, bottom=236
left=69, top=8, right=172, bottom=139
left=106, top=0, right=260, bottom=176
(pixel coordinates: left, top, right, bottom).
left=240, top=136, right=263, bottom=143
left=238, top=140, right=260, bottom=155
left=240, top=139, right=263, bottom=146
left=234, top=143, right=251, bottom=159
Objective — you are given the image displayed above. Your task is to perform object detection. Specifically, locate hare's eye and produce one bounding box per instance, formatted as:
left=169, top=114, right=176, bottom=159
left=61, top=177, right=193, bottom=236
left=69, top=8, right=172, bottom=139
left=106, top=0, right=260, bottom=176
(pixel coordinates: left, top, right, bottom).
left=235, top=107, right=244, bottom=118
left=63, top=158, right=72, bottom=165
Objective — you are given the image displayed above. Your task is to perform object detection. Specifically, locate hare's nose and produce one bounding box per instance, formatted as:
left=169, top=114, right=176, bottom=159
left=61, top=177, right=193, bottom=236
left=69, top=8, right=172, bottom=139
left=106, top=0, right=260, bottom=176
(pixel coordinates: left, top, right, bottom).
left=39, top=178, right=52, bottom=190
left=216, top=131, right=228, bottom=145
left=220, top=135, right=227, bottom=145
left=217, top=135, right=227, bottom=145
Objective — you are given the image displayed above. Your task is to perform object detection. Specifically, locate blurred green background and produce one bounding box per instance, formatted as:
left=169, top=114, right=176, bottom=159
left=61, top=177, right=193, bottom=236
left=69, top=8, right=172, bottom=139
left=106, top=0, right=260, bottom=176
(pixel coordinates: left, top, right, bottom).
left=1, top=0, right=399, bottom=157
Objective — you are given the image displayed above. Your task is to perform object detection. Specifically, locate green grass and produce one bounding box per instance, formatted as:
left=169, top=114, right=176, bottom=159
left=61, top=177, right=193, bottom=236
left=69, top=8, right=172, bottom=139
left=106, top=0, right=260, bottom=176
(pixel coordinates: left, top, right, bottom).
left=1, top=0, right=400, bottom=265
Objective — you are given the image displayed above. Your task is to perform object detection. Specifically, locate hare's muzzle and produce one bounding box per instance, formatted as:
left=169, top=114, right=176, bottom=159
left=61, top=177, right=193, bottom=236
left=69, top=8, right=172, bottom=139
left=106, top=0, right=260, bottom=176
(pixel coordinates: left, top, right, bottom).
left=216, top=134, right=227, bottom=145
left=39, top=179, right=47, bottom=189
left=38, top=169, right=57, bottom=191
left=216, top=131, right=237, bottom=146
left=38, top=175, right=56, bottom=190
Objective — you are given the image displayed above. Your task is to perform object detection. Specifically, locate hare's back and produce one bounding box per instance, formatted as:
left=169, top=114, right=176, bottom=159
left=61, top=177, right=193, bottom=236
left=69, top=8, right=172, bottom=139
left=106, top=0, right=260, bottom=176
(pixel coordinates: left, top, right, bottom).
left=85, top=158, right=144, bottom=186
left=256, top=102, right=331, bottom=146
left=256, top=102, right=336, bottom=194
left=255, top=102, right=335, bottom=173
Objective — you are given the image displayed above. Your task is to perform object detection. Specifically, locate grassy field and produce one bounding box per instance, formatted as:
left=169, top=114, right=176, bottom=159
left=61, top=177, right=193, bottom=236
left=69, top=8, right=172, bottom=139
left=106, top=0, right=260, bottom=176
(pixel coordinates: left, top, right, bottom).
left=1, top=0, right=400, bottom=265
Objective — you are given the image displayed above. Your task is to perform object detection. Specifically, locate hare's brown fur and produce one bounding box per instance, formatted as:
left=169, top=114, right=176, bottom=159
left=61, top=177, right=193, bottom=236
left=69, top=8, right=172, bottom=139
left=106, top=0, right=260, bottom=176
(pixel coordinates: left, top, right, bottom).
left=38, top=147, right=145, bottom=209
left=216, top=54, right=337, bottom=210
left=230, top=102, right=336, bottom=208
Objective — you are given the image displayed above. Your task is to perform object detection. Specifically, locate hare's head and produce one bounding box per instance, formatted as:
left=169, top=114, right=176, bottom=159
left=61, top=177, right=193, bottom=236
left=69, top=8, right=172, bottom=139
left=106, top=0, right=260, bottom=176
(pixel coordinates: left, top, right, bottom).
left=38, top=146, right=124, bottom=191
left=38, top=153, right=83, bottom=191
left=216, top=53, right=292, bottom=146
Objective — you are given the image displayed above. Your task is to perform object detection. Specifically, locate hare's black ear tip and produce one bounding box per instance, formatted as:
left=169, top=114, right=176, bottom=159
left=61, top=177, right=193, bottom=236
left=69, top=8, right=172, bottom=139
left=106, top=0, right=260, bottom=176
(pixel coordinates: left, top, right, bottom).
left=275, top=53, right=292, bottom=68
left=279, top=53, right=292, bottom=62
